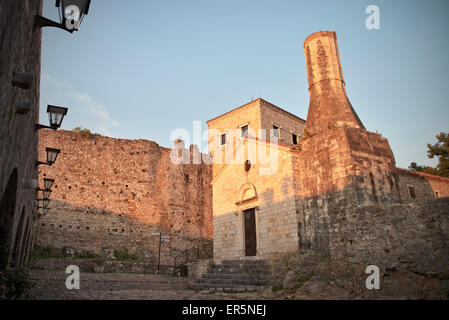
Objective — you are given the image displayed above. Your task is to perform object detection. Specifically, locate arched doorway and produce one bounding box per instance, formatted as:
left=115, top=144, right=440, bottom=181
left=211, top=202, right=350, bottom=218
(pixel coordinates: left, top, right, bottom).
left=0, top=168, right=18, bottom=269
left=12, top=207, right=26, bottom=267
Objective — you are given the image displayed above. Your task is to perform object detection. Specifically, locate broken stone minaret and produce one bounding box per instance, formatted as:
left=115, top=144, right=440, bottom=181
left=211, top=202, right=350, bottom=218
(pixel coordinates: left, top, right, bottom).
left=304, top=31, right=365, bottom=134
left=298, top=31, right=401, bottom=251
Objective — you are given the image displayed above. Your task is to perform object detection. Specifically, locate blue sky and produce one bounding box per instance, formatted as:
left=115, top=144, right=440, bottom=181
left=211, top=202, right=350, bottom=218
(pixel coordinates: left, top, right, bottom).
left=40, top=0, right=449, bottom=169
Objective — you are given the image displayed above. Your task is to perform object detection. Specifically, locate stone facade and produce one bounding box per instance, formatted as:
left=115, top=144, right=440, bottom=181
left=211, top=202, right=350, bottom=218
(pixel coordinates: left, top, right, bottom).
left=210, top=139, right=302, bottom=260
left=208, top=30, right=449, bottom=267
left=0, top=0, right=43, bottom=268
left=36, top=130, right=213, bottom=262
left=207, top=100, right=306, bottom=261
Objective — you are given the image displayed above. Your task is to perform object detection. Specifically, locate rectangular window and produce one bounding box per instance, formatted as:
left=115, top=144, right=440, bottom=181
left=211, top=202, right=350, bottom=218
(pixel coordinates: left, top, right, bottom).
left=408, top=185, right=416, bottom=199
left=220, top=133, right=227, bottom=146
left=241, top=125, right=249, bottom=138
left=292, top=133, right=298, bottom=145
left=272, top=125, right=279, bottom=138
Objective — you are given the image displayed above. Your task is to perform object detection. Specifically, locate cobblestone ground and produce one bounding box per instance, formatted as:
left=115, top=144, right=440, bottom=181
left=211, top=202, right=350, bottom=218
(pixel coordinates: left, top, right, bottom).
left=27, top=270, right=265, bottom=300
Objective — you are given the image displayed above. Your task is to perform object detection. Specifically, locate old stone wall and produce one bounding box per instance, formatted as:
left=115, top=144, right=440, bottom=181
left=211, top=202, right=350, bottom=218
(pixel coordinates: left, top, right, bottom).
left=0, top=0, right=43, bottom=268
left=297, top=126, right=401, bottom=252
left=35, top=200, right=212, bottom=264
left=330, top=198, right=449, bottom=279
left=37, top=130, right=213, bottom=261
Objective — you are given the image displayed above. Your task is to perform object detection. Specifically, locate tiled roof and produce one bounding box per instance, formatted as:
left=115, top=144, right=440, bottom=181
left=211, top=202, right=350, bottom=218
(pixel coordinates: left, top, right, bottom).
left=396, top=168, right=449, bottom=182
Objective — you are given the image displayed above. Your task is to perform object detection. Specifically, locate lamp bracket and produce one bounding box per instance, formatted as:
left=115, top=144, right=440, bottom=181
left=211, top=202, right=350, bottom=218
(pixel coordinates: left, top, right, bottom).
left=34, top=15, right=74, bottom=33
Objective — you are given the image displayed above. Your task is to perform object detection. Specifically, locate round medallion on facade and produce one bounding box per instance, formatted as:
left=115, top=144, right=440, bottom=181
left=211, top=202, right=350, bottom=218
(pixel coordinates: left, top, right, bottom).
left=244, top=160, right=251, bottom=172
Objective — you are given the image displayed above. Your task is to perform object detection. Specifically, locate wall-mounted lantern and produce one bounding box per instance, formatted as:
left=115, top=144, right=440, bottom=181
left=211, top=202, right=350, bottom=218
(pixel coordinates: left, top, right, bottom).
left=37, top=198, right=51, bottom=209
left=35, top=148, right=61, bottom=167
left=35, top=105, right=68, bottom=131
left=38, top=206, right=51, bottom=216
left=43, top=178, right=56, bottom=190
left=36, top=178, right=55, bottom=199
left=34, top=0, right=91, bottom=33
left=42, top=190, right=52, bottom=199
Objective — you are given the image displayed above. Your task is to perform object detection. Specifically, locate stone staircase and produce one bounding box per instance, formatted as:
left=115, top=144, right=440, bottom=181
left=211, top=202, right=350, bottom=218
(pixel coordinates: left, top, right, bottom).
left=191, top=259, right=271, bottom=292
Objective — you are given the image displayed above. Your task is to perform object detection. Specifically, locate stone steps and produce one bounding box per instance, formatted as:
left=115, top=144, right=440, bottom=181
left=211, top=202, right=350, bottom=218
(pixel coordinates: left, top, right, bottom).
left=191, top=259, right=270, bottom=292
left=194, top=283, right=258, bottom=293
left=197, top=278, right=268, bottom=286
left=207, top=267, right=270, bottom=274
left=202, top=273, right=270, bottom=280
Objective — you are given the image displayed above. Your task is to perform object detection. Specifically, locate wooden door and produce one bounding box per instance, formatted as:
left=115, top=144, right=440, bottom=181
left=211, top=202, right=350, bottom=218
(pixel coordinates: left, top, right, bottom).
left=244, top=208, right=257, bottom=256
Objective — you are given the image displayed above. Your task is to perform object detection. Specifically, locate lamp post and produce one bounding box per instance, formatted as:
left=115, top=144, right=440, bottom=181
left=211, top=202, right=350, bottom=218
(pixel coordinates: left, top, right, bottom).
left=36, top=105, right=68, bottom=131
left=34, top=0, right=91, bottom=33
left=36, top=148, right=61, bottom=167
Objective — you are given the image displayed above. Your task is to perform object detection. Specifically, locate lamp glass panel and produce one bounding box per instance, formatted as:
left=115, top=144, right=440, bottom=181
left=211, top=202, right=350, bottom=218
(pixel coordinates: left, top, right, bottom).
left=47, top=149, right=59, bottom=164
left=61, top=0, right=89, bottom=19
left=43, top=190, right=52, bottom=199
left=49, top=112, right=63, bottom=127
left=44, top=179, right=55, bottom=190
left=47, top=106, right=68, bottom=127
left=41, top=199, right=50, bottom=208
left=41, top=207, right=50, bottom=216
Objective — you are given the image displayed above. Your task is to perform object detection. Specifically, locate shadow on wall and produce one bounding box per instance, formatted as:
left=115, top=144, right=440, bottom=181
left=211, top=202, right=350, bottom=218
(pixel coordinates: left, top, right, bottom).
left=214, top=179, right=449, bottom=282
left=0, top=168, right=18, bottom=269
left=35, top=200, right=212, bottom=265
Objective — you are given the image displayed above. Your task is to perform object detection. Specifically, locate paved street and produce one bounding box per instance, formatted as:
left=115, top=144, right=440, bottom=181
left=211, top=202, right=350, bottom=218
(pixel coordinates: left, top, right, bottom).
left=27, top=270, right=264, bottom=300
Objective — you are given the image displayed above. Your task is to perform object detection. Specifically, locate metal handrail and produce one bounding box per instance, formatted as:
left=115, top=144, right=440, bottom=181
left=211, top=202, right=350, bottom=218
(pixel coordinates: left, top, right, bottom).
left=173, top=243, right=213, bottom=276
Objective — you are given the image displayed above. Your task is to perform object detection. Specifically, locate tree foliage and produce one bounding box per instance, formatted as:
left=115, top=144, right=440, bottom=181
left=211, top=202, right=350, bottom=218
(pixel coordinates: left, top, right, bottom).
left=409, top=132, right=449, bottom=177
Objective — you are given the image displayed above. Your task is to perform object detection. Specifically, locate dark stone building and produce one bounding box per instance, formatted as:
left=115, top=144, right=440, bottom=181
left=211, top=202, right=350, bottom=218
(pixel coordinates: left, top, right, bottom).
left=0, top=0, right=43, bottom=268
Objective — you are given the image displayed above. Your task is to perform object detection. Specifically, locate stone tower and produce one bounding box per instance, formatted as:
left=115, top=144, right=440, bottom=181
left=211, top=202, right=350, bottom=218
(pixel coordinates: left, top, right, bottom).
left=304, top=31, right=364, bottom=134
left=298, top=31, right=401, bottom=252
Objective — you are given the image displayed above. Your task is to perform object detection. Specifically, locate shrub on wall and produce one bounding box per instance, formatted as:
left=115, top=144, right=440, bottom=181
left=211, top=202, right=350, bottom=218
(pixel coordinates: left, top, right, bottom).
left=74, top=250, right=100, bottom=260
left=30, top=246, right=65, bottom=260
left=114, top=248, right=140, bottom=262
left=72, top=127, right=96, bottom=140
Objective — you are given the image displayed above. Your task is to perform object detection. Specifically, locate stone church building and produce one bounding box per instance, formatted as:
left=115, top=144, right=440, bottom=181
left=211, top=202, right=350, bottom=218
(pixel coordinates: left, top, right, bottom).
left=207, top=31, right=449, bottom=262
